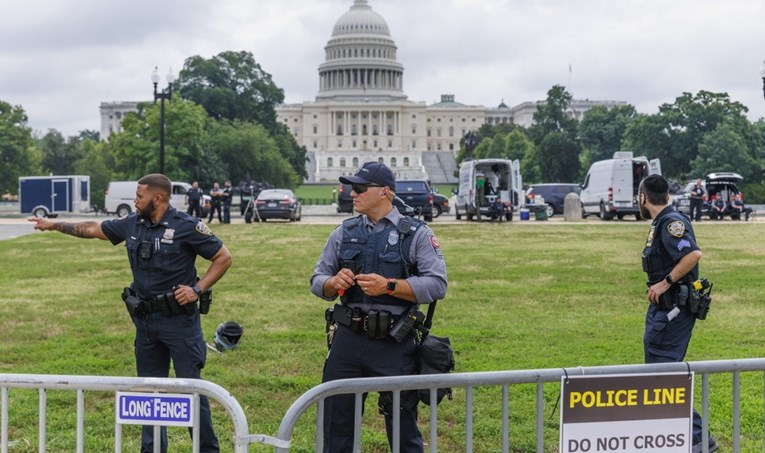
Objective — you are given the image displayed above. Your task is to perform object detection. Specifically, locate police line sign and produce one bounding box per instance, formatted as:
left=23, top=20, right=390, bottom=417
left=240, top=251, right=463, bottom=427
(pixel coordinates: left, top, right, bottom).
left=560, top=373, right=693, bottom=453
left=116, top=392, right=195, bottom=427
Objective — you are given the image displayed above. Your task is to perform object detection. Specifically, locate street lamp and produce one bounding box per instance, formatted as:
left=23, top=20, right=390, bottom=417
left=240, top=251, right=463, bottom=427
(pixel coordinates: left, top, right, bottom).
left=760, top=61, right=765, bottom=100
left=152, top=66, right=176, bottom=174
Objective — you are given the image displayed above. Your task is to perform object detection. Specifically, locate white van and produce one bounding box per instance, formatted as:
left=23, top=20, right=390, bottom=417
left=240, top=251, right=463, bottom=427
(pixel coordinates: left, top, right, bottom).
left=104, top=181, right=210, bottom=217
left=454, top=159, right=523, bottom=221
left=580, top=151, right=661, bottom=220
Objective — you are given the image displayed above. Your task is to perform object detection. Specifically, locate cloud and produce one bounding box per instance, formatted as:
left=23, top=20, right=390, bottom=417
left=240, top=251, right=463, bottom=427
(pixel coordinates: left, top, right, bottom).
left=0, top=0, right=763, bottom=136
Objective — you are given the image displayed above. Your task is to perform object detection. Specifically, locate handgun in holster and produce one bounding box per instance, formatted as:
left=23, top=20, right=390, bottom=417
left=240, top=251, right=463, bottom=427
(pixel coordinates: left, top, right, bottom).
left=689, top=278, right=713, bottom=320
left=389, top=306, right=424, bottom=342
left=121, top=287, right=146, bottom=318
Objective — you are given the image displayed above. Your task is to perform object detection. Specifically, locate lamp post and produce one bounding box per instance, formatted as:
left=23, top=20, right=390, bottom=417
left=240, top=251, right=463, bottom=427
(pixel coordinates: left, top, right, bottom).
left=760, top=61, right=765, bottom=100
left=152, top=66, right=176, bottom=175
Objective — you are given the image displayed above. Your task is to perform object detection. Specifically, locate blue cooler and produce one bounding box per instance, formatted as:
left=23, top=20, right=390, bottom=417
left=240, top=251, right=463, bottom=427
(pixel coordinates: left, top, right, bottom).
left=520, top=208, right=530, bottom=220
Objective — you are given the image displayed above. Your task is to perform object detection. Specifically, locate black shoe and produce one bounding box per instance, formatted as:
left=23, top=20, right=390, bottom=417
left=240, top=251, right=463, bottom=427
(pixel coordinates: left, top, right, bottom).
left=692, top=436, right=718, bottom=453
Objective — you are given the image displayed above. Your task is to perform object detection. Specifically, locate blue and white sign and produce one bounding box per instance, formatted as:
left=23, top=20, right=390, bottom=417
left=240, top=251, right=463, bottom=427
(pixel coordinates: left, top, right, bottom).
left=116, top=392, right=195, bottom=427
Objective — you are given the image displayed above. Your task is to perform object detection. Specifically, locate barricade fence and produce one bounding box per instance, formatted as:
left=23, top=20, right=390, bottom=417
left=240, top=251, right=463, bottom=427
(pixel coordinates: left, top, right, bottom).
left=3, top=359, right=765, bottom=452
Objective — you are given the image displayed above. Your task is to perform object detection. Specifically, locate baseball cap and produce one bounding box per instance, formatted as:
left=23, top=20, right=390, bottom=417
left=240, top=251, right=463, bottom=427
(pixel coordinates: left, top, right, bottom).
left=339, top=161, right=396, bottom=189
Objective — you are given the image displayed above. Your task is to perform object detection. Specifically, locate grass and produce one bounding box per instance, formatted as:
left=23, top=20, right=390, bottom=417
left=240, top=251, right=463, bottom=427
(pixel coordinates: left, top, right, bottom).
left=1, top=221, right=765, bottom=451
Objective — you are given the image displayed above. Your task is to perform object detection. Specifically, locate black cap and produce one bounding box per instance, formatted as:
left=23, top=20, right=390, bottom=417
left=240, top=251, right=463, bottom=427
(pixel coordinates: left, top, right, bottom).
left=339, top=161, right=396, bottom=190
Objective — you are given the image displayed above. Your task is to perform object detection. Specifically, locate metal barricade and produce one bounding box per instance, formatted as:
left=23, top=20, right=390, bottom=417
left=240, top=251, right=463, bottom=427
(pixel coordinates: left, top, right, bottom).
left=0, top=374, right=256, bottom=453
left=275, top=358, right=765, bottom=453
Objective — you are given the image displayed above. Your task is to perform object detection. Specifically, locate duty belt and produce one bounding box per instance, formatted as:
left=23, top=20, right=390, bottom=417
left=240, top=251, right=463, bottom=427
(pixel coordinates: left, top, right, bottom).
left=124, top=287, right=195, bottom=316
left=332, top=304, right=403, bottom=340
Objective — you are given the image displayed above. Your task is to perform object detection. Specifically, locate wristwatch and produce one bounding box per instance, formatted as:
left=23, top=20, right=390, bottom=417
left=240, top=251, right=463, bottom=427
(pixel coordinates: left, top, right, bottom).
left=385, top=278, right=397, bottom=295
left=192, top=284, right=203, bottom=300
left=664, top=274, right=674, bottom=285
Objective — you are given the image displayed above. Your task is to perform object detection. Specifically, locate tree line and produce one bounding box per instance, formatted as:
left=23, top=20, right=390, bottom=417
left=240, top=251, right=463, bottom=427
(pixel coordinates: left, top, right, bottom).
left=0, top=51, right=307, bottom=209
left=456, top=86, right=765, bottom=201
left=3, top=51, right=765, bottom=206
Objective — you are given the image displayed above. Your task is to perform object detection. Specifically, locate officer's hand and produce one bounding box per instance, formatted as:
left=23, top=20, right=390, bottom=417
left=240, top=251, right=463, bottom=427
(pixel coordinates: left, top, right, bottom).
left=174, top=285, right=199, bottom=305
left=646, top=281, right=670, bottom=304
left=27, top=217, right=53, bottom=231
left=356, top=273, right=383, bottom=296
left=333, top=268, right=356, bottom=293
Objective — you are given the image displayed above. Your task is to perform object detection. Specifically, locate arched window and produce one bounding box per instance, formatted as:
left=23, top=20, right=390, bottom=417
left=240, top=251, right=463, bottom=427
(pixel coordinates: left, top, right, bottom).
left=327, top=157, right=333, bottom=168
left=340, top=158, right=346, bottom=167
left=378, top=157, right=384, bottom=163
left=391, top=157, right=397, bottom=167
left=449, top=126, right=454, bottom=137
left=353, top=157, right=359, bottom=168
left=403, top=157, right=410, bottom=166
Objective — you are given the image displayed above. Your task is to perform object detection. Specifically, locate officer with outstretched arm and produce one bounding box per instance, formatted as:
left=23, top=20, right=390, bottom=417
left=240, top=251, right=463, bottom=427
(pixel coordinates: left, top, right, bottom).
left=311, top=161, right=447, bottom=453
left=29, top=173, right=231, bottom=453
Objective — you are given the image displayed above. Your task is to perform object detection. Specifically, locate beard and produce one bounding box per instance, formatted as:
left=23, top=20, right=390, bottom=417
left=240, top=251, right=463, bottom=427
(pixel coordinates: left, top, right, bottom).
left=639, top=203, right=651, bottom=220
left=137, top=201, right=156, bottom=220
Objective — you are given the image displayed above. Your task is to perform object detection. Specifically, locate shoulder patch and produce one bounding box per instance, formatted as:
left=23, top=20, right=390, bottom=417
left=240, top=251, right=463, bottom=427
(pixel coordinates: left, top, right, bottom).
left=667, top=220, right=685, bottom=238
left=429, top=232, right=443, bottom=257
left=195, top=221, right=214, bottom=236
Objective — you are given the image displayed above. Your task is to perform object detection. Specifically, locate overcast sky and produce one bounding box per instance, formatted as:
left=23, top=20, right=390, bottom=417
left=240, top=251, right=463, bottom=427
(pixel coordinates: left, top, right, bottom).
left=2, top=0, right=764, bottom=137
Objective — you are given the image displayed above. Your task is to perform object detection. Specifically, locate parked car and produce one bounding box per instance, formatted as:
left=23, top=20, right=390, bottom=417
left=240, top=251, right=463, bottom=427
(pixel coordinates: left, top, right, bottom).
left=254, top=189, right=302, bottom=221
left=394, top=179, right=434, bottom=222
left=673, top=172, right=743, bottom=219
left=432, top=191, right=450, bottom=217
left=525, top=183, right=581, bottom=218
left=336, top=183, right=354, bottom=213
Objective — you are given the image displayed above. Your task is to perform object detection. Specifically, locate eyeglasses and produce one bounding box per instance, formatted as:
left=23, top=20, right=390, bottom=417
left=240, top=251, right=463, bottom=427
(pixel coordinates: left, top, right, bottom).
left=351, top=183, right=382, bottom=194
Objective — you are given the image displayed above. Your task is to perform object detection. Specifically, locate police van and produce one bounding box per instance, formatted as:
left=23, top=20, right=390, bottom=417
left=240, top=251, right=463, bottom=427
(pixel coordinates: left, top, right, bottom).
left=580, top=151, right=661, bottom=220
left=105, top=181, right=211, bottom=217
left=454, top=159, right=522, bottom=221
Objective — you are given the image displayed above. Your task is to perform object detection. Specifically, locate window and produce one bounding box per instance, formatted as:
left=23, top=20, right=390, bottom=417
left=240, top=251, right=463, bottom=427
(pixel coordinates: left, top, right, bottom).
left=351, top=124, right=357, bottom=135
left=412, top=140, right=416, bottom=149
left=427, top=129, right=431, bottom=137
left=373, top=125, right=379, bottom=135
left=337, top=125, right=343, bottom=135
left=327, top=158, right=333, bottom=168
left=387, top=126, right=393, bottom=135
left=449, top=126, right=454, bottom=137
left=313, top=141, right=317, bottom=149
left=340, top=158, right=346, bottom=167
left=437, top=128, right=442, bottom=137
left=404, top=157, right=410, bottom=166
left=391, top=157, right=397, bottom=167
left=313, top=125, right=317, bottom=134
left=378, top=157, right=384, bottom=163
left=449, top=143, right=454, bottom=151
left=352, top=140, right=356, bottom=147
left=353, top=157, right=359, bottom=167
left=362, top=125, right=367, bottom=135
left=388, top=140, right=393, bottom=148
left=412, top=124, right=417, bottom=134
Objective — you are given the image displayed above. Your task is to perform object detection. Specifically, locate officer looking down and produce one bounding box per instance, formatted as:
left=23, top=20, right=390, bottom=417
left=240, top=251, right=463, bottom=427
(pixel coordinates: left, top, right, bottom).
left=28, top=173, right=232, bottom=453
left=638, top=174, right=718, bottom=453
left=311, top=161, right=448, bottom=453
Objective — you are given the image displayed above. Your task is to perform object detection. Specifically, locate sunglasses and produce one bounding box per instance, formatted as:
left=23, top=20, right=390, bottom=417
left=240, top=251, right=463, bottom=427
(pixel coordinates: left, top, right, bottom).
left=351, top=183, right=382, bottom=194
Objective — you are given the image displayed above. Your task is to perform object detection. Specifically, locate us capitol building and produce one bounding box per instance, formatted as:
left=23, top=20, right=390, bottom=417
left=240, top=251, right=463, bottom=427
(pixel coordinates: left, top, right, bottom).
left=100, top=0, right=625, bottom=183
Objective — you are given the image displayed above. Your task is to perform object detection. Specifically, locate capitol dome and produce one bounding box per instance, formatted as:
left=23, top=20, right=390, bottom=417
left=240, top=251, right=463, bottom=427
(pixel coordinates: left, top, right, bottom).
left=317, top=0, right=406, bottom=101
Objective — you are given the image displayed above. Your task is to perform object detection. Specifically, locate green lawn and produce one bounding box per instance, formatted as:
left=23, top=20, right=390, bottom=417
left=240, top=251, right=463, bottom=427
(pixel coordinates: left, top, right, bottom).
left=1, top=222, right=764, bottom=451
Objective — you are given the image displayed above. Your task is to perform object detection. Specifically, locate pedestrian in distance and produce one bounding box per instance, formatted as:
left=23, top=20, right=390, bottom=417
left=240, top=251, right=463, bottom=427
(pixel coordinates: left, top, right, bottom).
left=311, top=161, right=448, bottom=453
left=221, top=179, right=233, bottom=224
left=207, top=181, right=224, bottom=224
left=28, top=173, right=232, bottom=453
left=186, top=180, right=204, bottom=219
left=637, top=174, right=718, bottom=453
left=730, top=193, right=752, bottom=221
left=688, top=178, right=705, bottom=222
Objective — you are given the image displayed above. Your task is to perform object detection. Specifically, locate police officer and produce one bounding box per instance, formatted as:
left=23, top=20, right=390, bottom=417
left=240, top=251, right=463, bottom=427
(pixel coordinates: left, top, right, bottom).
left=221, top=179, right=233, bottom=224
left=29, top=173, right=232, bottom=453
left=311, top=161, right=447, bottom=453
left=186, top=180, right=204, bottom=218
left=638, top=174, right=717, bottom=453
left=207, top=181, right=223, bottom=224
left=689, top=178, right=705, bottom=222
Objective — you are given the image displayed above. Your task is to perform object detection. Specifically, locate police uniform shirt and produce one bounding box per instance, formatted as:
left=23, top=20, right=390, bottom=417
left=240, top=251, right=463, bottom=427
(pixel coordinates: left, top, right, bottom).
left=643, top=206, right=700, bottom=285
left=187, top=187, right=202, bottom=203
left=311, top=208, right=447, bottom=314
left=101, top=206, right=223, bottom=298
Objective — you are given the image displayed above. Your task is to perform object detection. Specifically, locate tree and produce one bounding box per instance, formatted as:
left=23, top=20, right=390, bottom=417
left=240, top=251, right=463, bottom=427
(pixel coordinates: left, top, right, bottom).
left=39, top=129, right=81, bottom=175
left=177, top=50, right=284, bottom=133
left=578, top=104, right=637, bottom=169
left=529, top=85, right=581, bottom=181
left=73, top=139, right=116, bottom=211
left=692, top=121, right=760, bottom=181
left=537, top=132, right=580, bottom=182
left=204, top=120, right=300, bottom=188
left=0, top=101, right=38, bottom=194
left=108, top=98, right=208, bottom=183
left=623, top=90, right=756, bottom=180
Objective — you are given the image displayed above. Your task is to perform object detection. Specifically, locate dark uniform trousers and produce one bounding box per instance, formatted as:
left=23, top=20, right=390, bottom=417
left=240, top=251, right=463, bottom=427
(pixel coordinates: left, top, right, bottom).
left=133, top=310, right=219, bottom=453
left=322, top=324, right=423, bottom=453
left=644, top=304, right=703, bottom=445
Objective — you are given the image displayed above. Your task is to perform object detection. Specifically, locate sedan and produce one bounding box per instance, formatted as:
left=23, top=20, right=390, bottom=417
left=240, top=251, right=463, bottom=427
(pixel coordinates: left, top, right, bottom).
left=254, top=189, right=302, bottom=221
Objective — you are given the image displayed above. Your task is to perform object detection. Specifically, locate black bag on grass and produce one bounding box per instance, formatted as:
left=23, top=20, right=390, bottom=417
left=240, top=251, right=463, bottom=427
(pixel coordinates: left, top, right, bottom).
left=417, top=333, right=455, bottom=405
